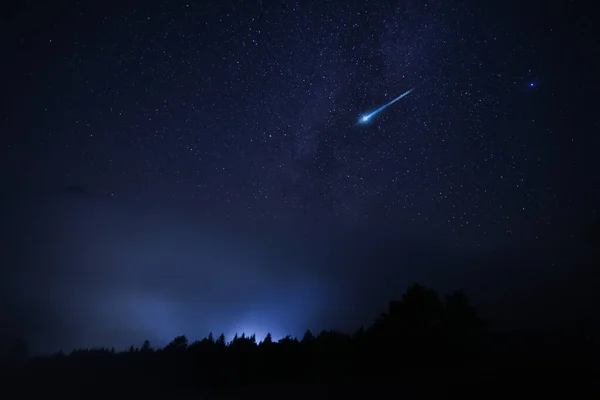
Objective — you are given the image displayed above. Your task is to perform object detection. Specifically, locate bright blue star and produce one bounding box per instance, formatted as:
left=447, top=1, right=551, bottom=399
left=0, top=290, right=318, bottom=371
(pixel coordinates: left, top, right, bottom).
left=528, top=82, right=535, bottom=88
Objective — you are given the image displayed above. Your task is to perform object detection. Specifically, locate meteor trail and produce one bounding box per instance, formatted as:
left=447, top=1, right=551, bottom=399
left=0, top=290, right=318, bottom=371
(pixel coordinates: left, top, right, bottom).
left=358, top=87, right=414, bottom=124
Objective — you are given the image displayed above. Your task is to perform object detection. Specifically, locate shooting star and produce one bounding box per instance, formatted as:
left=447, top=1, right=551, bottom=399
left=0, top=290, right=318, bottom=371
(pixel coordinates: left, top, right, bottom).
left=358, top=87, right=414, bottom=124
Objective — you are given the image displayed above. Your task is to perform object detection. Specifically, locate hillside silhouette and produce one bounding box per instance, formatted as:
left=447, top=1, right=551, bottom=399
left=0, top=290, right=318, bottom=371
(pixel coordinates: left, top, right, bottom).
left=1, top=284, right=597, bottom=398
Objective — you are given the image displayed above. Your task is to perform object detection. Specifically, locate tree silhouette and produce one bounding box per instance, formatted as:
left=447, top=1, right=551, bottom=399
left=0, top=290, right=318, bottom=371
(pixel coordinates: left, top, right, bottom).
left=4, top=283, right=590, bottom=398
left=141, top=339, right=152, bottom=352
left=302, top=329, right=315, bottom=343
left=165, top=335, right=188, bottom=353
left=443, top=290, right=486, bottom=335
left=215, top=334, right=226, bottom=349
left=278, top=335, right=299, bottom=347
left=353, top=325, right=365, bottom=339
left=261, top=332, right=273, bottom=346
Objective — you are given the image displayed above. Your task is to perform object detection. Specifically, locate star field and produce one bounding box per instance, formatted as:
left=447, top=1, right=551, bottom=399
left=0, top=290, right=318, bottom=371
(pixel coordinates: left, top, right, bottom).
left=1, top=0, right=598, bottom=350
left=5, top=0, right=593, bottom=249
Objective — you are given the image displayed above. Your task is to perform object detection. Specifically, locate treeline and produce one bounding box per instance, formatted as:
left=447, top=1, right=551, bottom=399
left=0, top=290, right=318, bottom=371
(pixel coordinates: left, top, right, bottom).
left=1, top=284, right=597, bottom=397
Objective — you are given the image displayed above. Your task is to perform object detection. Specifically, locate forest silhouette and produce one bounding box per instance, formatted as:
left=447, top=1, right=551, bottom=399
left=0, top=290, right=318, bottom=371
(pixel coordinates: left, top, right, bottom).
left=1, top=284, right=597, bottom=398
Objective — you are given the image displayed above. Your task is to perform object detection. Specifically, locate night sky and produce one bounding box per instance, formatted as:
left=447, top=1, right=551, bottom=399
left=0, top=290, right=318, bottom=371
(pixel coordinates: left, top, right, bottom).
left=1, top=0, right=598, bottom=353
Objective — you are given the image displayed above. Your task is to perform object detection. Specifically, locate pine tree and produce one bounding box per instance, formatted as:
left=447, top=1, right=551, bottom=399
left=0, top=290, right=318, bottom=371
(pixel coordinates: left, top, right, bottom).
left=262, top=332, right=273, bottom=345
left=216, top=334, right=226, bottom=349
